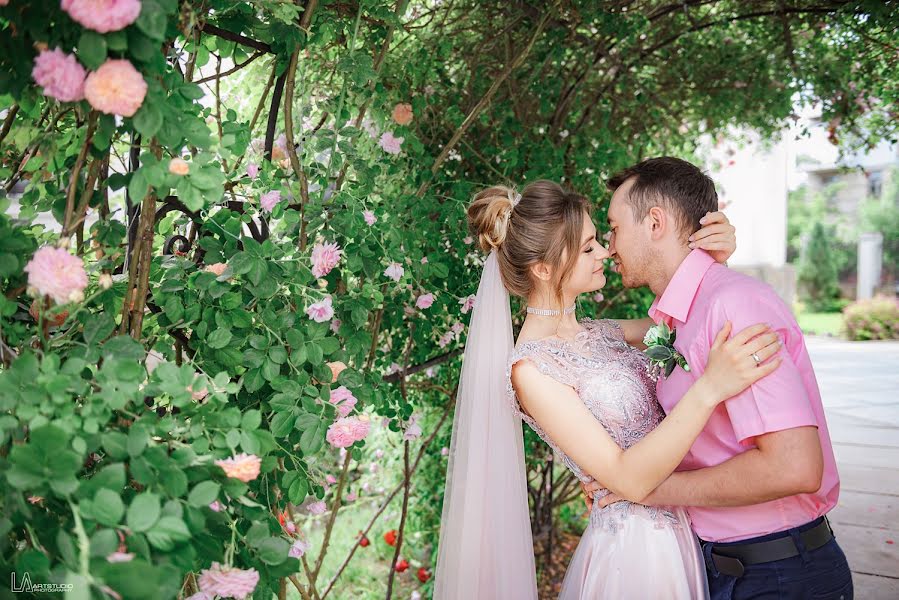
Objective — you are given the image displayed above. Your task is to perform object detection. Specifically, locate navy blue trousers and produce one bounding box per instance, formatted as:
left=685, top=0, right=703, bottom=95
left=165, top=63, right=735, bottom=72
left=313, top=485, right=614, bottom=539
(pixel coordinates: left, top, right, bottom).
left=701, top=518, right=853, bottom=599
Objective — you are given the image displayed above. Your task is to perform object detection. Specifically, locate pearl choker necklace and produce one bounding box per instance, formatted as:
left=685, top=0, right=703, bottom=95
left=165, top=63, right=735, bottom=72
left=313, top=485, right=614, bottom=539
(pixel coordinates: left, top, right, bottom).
left=526, top=304, right=576, bottom=317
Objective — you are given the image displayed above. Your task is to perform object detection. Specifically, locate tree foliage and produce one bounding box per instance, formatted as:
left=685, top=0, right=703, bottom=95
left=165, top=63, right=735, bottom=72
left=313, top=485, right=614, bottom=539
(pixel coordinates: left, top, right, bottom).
left=1, top=1, right=897, bottom=598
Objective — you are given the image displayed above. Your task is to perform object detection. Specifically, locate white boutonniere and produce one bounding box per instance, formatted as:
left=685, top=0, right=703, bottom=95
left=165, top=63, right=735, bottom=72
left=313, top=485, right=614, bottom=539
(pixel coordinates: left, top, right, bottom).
left=643, top=322, right=690, bottom=380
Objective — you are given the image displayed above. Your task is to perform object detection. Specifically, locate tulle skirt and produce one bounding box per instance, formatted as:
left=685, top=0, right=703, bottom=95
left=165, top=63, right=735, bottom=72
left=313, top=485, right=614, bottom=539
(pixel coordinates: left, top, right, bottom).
left=558, top=504, right=709, bottom=599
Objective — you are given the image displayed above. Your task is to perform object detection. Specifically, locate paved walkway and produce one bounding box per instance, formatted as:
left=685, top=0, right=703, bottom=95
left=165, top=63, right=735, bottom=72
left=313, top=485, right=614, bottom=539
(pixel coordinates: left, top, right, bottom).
left=806, top=336, right=899, bottom=599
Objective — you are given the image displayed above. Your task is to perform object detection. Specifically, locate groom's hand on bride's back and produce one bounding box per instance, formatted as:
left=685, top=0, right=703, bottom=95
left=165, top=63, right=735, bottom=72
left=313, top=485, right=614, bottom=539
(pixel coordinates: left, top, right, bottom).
left=580, top=480, right=623, bottom=511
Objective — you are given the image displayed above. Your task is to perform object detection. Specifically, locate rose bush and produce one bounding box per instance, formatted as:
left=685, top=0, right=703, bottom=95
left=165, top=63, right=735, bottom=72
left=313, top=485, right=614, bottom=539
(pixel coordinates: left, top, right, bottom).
left=1, top=1, right=897, bottom=599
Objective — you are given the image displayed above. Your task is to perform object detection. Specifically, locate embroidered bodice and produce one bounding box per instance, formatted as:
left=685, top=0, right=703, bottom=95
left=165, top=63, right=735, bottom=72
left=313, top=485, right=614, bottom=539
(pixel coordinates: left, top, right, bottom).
left=507, top=318, right=679, bottom=532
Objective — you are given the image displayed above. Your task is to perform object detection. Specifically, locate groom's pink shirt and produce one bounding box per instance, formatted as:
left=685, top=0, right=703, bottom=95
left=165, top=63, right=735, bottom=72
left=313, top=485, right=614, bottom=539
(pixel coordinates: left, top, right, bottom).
left=649, top=249, right=839, bottom=543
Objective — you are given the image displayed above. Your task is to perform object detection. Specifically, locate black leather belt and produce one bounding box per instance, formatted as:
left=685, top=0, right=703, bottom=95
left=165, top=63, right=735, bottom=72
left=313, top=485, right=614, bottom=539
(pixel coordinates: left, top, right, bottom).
left=708, top=516, right=834, bottom=578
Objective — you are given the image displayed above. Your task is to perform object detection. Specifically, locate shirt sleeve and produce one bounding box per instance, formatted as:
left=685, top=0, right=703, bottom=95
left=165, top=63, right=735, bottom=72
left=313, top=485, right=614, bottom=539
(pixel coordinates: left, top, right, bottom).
left=708, top=288, right=819, bottom=446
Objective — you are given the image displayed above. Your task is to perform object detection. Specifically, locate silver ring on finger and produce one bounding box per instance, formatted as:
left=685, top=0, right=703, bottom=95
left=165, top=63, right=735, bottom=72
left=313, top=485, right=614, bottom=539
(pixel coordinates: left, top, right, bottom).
left=751, top=352, right=761, bottom=366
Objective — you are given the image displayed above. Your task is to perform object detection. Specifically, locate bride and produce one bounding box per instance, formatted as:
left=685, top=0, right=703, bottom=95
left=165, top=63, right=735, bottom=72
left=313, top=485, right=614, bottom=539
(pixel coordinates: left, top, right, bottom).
left=434, top=180, right=782, bottom=599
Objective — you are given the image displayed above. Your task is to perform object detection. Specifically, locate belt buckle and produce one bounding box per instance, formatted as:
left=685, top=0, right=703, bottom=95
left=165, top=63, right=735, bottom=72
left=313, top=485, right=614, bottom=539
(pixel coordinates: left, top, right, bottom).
left=712, top=552, right=745, bottom=578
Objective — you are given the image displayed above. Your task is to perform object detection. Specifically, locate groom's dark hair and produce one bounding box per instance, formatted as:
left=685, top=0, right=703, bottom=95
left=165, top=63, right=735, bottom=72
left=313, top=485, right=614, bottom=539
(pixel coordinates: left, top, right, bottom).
left=606, top=157, right=718, bottom=241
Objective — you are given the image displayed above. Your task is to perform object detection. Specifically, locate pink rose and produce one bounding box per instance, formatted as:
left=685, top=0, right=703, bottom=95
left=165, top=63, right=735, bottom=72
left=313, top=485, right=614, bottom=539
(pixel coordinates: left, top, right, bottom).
left=24, top=246, right=88, bottom=305
left=415, top=293, right=434, bottom=310
left=214, top=453, right=261, bottom=482
left=329, top=386, right=358, bottom=417
left=311, top=241, right=342, bottom=278
left=391, top=103, right=413, bottom=126
left=307, top=500, right=327, bottom=515
left=378, top=132, right=404, bottom=155
left=61, top=0, right=141, bottom=33
left=361, top=117, right=379, bottom=138
left=384, top=262, right=404, bottom=282
left=260, top=190, right=281, bottom=212
left=306, top=296, right=334, bottom=323
left=203, top=262, right=228, bottom=277
left=32, top=48, right=86, bottom=102
left=327, top=361, right=347, bottom=381
left=84, top=59, right=147, bottom=117
left=326, top=416, right=371, bottom=448
left=289, top=539, right=310, bottom=558
left=403, top=414, right=423, bottom=441
left=106, top=552, right=134, bottom=563
left=246, top=163, right=259, bottom=179
left=437, top=331, right=454, bottom=348
left=363, top=210, right=377, bottom=226
left=459, top=294, right=476, bottom=314
left=197, top=563, right=259, bottom=600
left=330, top=319, right=342, bottom=334
left=168, top=157, right=189, bottom=176
left=208, top=500, right=225, bottom=512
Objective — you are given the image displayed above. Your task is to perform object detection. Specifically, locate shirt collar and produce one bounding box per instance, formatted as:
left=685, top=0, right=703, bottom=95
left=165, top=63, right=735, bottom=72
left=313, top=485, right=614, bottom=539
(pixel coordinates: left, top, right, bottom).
left=648, top=249, right=717, bottom=326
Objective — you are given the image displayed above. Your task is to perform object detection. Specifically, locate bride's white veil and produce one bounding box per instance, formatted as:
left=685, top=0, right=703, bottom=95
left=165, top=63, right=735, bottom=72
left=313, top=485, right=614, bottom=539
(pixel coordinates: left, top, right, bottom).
left=434, top=251, right=537, bottom=599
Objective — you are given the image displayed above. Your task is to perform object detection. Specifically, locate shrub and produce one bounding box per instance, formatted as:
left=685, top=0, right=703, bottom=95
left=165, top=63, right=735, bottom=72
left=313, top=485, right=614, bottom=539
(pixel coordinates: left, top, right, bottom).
left=843, top=296, right=899, bottom=341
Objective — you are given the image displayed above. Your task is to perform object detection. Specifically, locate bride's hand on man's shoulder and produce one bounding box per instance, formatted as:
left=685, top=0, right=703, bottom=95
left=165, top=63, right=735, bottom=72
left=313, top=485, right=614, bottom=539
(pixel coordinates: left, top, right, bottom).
left=688, top=210, right=736, bottom=264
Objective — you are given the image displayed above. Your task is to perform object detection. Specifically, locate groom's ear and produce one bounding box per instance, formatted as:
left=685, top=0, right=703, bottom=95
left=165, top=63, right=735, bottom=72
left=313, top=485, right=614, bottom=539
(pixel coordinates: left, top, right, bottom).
left=647, top=206, right=668, bottom=241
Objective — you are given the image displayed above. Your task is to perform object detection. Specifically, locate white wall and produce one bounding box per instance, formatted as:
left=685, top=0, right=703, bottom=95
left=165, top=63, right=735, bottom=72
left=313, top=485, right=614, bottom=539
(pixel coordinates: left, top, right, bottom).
left=703, top=129, right=789, bottom=269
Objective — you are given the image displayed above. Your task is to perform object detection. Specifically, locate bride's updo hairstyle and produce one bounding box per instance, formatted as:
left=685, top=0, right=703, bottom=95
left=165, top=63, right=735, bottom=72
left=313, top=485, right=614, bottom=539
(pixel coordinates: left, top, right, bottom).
left=467, top=180, right=591, bottom=306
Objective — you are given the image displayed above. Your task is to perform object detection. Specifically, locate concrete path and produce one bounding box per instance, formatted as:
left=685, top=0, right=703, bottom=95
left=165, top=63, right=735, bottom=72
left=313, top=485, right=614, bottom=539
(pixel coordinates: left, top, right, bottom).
left=807, top=336, right=899, bottom=599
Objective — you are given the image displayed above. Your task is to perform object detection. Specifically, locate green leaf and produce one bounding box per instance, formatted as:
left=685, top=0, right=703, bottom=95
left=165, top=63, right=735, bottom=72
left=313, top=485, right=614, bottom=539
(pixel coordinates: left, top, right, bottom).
left=136, top=0, right=168, bottom=41
left=245, top=522, right=268, bottom=547
left=179, top=83, right=204, bottom=100
left=127, top=493, right=161, bottom=532
left=106, top=30, right=128, bottom=51
left=102, top=334, right=146, bottom=361
left=128, top=170, right=149, bottom=201
left=299, top=421, right=324, bottom=454
left=103, top=431, right=129, bottom=460
left=268, top=346, right=287, bottom=365
left=246, top=256, right=267, bottom=286
left=207, top=328, right=232, bottom=349
left=84, top=313, right=115, bottom=346
left=146, top=516, right=191, bottom=550
left=256, top=537, right=290, bottom=565
left=644, top=346, right=673, bottom=361
left=187, top=481, right=220, bottom=507
left=78, top=31, right=107, bottom=70
left=160, top=468, right=188, bottom=497
left=89, top=528, right=119, bottom=557
left=241, top=410, right=262, bottom=430
left=93, top=489, right=125, bottom=527
left=80, top=463, right=126, bottom=497
left=288, top=476, right=308, bottom=504
left=270, top=412, right=296, bottom=437
left=133, top=103, right=163, bottom=138
left=127, top=426, right=149, bottom=457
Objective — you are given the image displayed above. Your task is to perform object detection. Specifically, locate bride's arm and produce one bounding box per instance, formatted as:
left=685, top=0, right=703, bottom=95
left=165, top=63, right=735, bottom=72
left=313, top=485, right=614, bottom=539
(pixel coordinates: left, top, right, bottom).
left=511, top=322, right=781, bottom=503
left=609, top=210, right=736, bottom=348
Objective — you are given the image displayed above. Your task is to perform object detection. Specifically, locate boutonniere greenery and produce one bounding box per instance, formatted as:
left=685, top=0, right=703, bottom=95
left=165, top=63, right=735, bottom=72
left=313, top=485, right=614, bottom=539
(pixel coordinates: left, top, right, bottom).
left=642, top=322, right=690, bottom=379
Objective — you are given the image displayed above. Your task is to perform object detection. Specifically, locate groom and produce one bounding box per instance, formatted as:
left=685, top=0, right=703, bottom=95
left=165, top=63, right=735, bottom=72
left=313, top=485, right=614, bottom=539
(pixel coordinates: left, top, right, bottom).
left=584, top=157, right=852, bottom=599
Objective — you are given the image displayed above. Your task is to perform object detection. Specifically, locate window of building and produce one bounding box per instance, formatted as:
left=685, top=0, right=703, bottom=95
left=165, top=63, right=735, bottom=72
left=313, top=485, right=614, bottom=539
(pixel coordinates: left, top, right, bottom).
left=868, top=170, right=883, bottom=198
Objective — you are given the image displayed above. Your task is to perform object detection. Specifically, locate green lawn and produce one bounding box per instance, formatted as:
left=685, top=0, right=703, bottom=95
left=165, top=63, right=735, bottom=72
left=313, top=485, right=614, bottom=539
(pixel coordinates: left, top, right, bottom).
left=796, top=311, right=844, bottom=337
